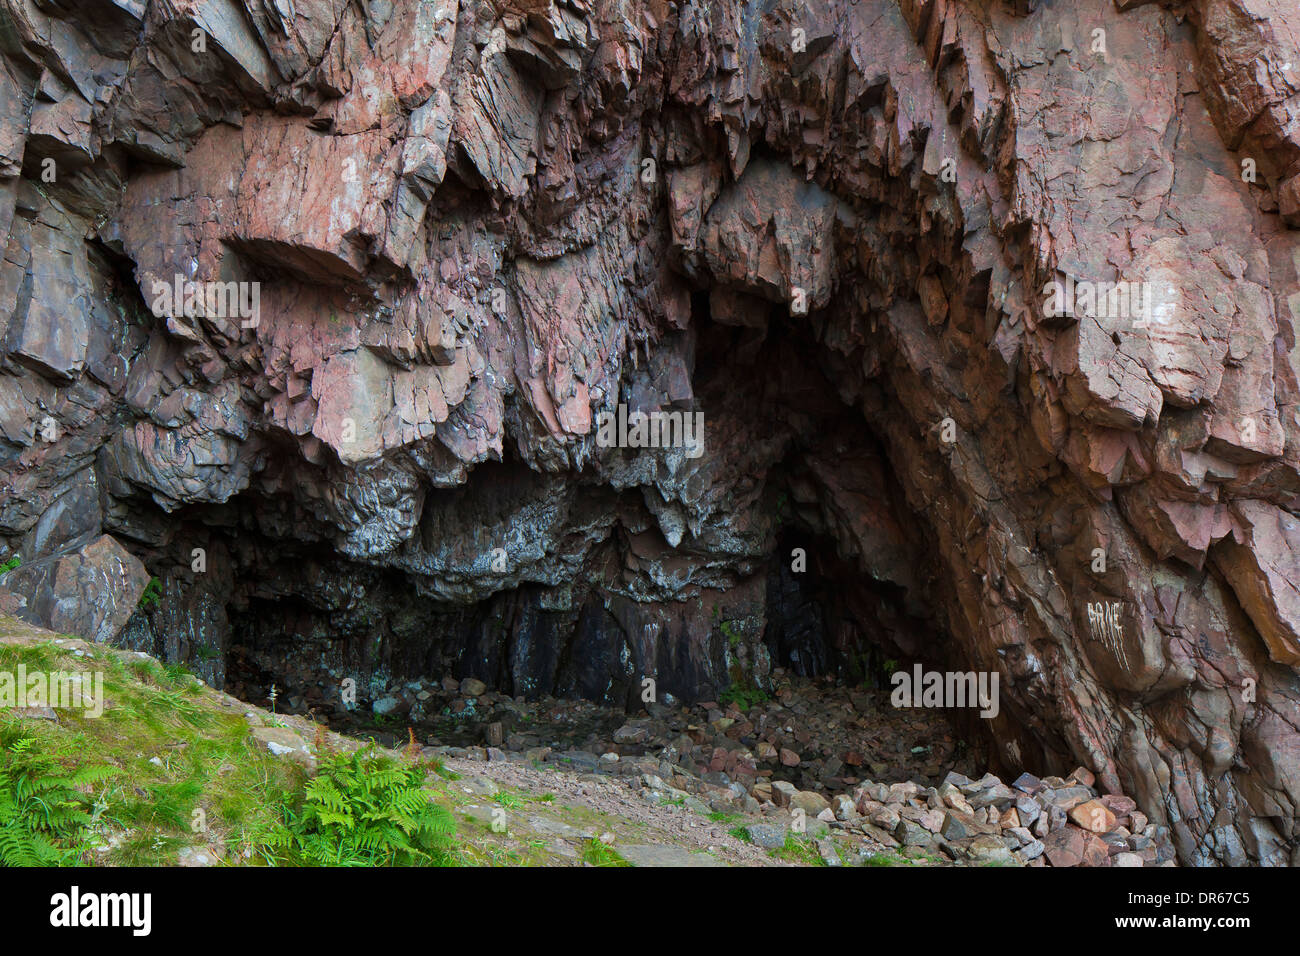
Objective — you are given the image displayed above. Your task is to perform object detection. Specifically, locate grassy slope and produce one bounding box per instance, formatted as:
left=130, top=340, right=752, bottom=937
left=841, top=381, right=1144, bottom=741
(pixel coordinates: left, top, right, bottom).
left=0, top=617, right=715, bottom=867
left=3, top=616, right=875, bottom=867
left=1, top=618, right=309, bottom=865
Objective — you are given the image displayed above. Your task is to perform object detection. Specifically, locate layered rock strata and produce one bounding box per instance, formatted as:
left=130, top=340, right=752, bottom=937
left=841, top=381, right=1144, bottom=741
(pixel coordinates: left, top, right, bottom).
left=0, top=0, right=1298, bottom=865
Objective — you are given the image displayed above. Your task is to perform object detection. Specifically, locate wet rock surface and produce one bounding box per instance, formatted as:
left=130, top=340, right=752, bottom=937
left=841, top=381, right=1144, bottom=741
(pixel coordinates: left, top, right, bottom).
left=0, top=0, right=1298, bottom=867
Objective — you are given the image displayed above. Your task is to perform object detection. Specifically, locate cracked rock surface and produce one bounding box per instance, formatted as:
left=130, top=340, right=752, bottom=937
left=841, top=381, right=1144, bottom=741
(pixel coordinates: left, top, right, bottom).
left=0, top=0, right=1299, bottom=865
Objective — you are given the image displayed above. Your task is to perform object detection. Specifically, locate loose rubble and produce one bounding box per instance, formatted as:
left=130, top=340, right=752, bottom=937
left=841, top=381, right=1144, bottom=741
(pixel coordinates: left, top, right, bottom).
left=341, top=668, right=1174, bottom=866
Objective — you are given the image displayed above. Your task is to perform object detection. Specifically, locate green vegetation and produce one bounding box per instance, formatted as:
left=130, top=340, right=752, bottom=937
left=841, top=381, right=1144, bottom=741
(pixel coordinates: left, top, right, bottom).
left=494, top=789, right=553, bottom=810
left=137, top=577, right=163, bottom=610
left=578, top=838, right=629, bottom=867
left=272, top=745, right=457, bottom=866
left=728, top=825, right=753, bottom=843
left=0, top=727, right=117, bottom=865
left=0, top=640, right=306, bottom=865
left=0, top=637, right=464, bottom=867
left=768, top=834, right=825, bottom=866
left=495, top=791, right=524, bottom=810
left=719, top=684, right=768, bottom=712
left=0, top=555, right=19, bottom=575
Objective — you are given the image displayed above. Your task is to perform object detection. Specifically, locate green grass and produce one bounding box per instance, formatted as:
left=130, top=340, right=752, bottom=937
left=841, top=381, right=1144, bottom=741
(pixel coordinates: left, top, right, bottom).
left=768, top=834, right=825, bottom=866
left=718, top=685, right=768, bottom=712
left=0, top=640, right=309, bottom=865
left=579, top=838, right=629, bottom=867
left=729, top=825, right=752, bottom=843
left=494, top=789, right=554, bottom=810
left=0, top=635, right=466, bottom=867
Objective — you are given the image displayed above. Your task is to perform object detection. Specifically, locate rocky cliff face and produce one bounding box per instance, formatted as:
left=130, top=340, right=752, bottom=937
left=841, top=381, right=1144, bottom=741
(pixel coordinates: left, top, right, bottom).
left=1, top=0, right=1298, bottom=866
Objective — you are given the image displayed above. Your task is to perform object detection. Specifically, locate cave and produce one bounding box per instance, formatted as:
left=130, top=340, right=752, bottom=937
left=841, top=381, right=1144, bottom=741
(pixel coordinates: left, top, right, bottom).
left=2, top=0, right=1299, bottom=871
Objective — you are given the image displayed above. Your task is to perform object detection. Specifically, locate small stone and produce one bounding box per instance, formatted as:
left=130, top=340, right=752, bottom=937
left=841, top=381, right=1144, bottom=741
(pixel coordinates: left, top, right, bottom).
left=969, top=784, right=1016, bottom=809
left=918, top=808, right=946, bottom=833
left=747, top=822, right=787, bottom=849
left=831, top=794, right=857, bottom=820
left=1007, top=826, right=1035, bottom=846
left=1014, top=795, right=1040, bottom=826
left=460, top=677, right=487, bottom=697
left=1081, top=832, right=1110, bottom=867
left=771, top=780, right=798, bottom=807
left=1100, top=793, right=1137, bottom=816
left=817, top=839, right=841, bottom=866
left=1017, top=839, right=1045, bottom=861
left=1068, top=799, right=1117, bottom=834
left=1043, top=826, right=1088, bottom=867
left=1068, top=766, right=1096, bottom=788
left=1042, top=785, right=1092, bottom=811
left=176, top=846, right=218, bottom=867
left=612, top=722, right=648, bottom=744
left=939, top=783, right=974, bottom=814
left=886, top=781, right=920, bottom=804
left=869, top=804, right=901, bottom=830
left=941, top=811, right=973, bottom=841
left=779, top=748, right=801, bottom=766
left=894, top=818, right=933, bottom=847
left=1113, top=852, right=1144, bottom=867
left=966, top=834, right=1012, bottom=864
left=1012, top=772, right=1044, bottom=794
left=15, top=706, right=58, bottom=721
left=791, top=790, right=831, bottom=816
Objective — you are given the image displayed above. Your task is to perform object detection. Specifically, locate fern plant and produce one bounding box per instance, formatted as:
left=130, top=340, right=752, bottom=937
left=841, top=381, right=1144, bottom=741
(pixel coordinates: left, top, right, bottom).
left=278, top=745, right=456, bottom=866
left=0, top=727, right=118, bottom=866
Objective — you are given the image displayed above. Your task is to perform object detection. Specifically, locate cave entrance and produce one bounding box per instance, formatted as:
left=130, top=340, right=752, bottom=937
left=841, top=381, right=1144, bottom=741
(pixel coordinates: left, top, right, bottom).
left=173, top=277, right=996, bottom=791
